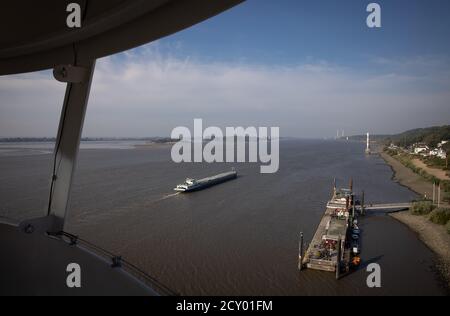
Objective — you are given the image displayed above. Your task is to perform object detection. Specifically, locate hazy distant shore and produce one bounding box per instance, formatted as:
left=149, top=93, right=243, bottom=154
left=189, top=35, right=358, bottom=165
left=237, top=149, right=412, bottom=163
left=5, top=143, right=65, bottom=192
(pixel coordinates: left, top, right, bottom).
left=134, top=142, right=176, bottom=148
left=378, top=147, right=450, bottom=288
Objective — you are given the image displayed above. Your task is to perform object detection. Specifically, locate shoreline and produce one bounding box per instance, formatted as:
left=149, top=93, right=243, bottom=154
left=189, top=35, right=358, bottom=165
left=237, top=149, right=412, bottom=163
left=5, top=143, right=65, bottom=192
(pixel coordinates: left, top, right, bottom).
left=378, top=148, right=450, bottom=289
left=389, top=211, right=450, bottom=290
left=378, top=149, right=433, bottom=199
left=134, top=142, right=176, bottom=148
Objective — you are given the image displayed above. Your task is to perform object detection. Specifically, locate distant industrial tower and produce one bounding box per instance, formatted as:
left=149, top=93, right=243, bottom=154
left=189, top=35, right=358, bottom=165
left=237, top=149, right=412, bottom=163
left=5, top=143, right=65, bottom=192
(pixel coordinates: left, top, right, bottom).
left=365, top=132, right=371, bottom=155
left=336, top=130, right=345, bottom=140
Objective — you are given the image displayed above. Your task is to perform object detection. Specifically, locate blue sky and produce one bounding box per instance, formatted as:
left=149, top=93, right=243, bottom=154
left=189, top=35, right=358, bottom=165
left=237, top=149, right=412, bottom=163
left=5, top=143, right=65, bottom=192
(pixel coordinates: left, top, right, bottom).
left=1, top=0, right=450, bottom=138
left=152, top=0, right=450, bottom=67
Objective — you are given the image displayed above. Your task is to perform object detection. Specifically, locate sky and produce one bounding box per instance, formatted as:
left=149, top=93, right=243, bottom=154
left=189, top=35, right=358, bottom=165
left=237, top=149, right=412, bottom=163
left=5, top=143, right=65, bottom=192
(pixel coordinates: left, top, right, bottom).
left=1, top=0, right=450, bottom=138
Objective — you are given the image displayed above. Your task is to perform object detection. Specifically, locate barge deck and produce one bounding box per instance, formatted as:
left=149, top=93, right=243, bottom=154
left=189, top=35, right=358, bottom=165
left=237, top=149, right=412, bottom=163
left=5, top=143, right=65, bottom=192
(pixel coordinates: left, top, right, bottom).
left=300, top=182, right=358, bottom=276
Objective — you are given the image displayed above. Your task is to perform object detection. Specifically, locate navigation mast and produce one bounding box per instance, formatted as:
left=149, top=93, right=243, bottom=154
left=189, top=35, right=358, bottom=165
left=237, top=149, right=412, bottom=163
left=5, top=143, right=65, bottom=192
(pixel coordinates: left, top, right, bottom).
left=365, top=132, right=371, bottom=155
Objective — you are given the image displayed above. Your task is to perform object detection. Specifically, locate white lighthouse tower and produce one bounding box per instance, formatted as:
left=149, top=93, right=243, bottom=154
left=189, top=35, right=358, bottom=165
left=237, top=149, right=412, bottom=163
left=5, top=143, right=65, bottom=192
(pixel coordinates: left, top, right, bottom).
left=365, top=132, right=371, bottom=155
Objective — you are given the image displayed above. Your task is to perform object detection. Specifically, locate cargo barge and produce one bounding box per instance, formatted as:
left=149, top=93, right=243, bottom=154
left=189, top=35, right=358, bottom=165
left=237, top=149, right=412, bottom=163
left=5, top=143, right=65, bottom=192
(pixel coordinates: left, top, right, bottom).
left=299, top=180, right=361, bottom=278
left=174, top=170, right=237, bottom=192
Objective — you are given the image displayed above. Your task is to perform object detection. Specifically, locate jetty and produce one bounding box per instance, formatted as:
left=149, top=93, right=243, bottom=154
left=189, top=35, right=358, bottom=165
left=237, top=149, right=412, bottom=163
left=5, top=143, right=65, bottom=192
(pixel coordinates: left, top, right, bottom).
left=299, top=180, right=359, bottom=278
left=357, top=202, right=411, bottom=212
left=299, top=179, right=414, bottom=278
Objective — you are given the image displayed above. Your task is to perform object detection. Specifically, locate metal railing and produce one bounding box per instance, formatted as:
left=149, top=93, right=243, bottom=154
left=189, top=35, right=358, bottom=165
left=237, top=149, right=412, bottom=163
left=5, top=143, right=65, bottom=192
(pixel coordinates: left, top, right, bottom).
left=52, top=231, right=179, bottom=296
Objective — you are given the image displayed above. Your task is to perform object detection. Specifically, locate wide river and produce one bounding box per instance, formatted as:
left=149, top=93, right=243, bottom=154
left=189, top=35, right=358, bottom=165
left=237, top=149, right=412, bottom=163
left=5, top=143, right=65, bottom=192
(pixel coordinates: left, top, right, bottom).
left=0, top=139, right=447, bottom=295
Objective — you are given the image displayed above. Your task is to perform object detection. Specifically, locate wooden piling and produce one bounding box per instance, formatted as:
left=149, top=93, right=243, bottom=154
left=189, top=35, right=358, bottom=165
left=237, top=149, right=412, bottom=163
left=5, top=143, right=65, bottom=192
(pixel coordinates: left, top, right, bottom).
left=336, top=236, right=341, bottom=280
left=361, top=190, right=365, bottom=216
left=298, top=232, right=304, bottom=271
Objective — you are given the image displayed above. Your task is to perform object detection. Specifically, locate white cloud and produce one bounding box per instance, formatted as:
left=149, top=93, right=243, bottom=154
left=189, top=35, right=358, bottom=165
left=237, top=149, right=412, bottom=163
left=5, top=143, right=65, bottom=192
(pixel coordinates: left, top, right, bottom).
left=1, top=47, right=449, bottom=138
left=0, top=71, right=66, bottom=138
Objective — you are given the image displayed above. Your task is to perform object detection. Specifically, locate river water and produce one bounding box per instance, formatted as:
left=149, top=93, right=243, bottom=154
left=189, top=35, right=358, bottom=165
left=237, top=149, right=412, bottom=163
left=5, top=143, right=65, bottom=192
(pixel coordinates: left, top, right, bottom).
left=0, top=139, right=447, bottom=295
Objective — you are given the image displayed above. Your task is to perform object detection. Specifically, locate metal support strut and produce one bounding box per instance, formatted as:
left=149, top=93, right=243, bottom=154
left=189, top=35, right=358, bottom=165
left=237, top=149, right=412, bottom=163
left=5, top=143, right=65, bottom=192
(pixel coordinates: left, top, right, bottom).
left=46, top=60, right=96, bottom=233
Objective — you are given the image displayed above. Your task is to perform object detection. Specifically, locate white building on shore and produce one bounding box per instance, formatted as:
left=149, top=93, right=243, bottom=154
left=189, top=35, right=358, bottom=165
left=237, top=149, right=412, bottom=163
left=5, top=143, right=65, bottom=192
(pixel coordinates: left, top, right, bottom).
left=429, top=148, right=447, bottom=159
left=411, top=141, right=448, bottom=159
left=413, top=143, right=429, bottom=155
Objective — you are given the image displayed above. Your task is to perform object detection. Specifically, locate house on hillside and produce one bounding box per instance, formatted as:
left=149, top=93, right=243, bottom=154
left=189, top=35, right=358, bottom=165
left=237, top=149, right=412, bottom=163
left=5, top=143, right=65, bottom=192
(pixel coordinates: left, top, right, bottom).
left=429, top=148, right=447, bottom=159
left=413, top=143, right=429, bottom=155
left=426, top=140, right=448, bottom=160
left=437, top=140, right=449, bottom=148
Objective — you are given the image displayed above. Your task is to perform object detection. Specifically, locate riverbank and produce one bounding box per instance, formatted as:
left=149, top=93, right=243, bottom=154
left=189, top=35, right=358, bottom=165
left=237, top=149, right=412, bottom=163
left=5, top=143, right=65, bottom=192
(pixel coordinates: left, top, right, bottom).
left=379, top=150, right=434, bottom=199
left=378, top=149, right=450, bottom=288
left=411, top=158, right=450, bottom=181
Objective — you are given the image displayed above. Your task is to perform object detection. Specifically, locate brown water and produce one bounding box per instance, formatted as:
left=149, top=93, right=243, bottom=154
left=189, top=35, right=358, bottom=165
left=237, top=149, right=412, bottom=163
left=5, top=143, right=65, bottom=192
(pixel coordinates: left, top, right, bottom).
left=0, top=139, right=447, bottom=295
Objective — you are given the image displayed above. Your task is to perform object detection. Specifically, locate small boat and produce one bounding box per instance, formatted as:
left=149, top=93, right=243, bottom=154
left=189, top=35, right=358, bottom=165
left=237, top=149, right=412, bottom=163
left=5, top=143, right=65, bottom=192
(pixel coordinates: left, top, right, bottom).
left=352, top=241, right=360, bottom=254
left=351, top=256, right=361, bottom=267
left=351, top=234, right=359, bottom=240
left=352, top=228, right=361, bottom=235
